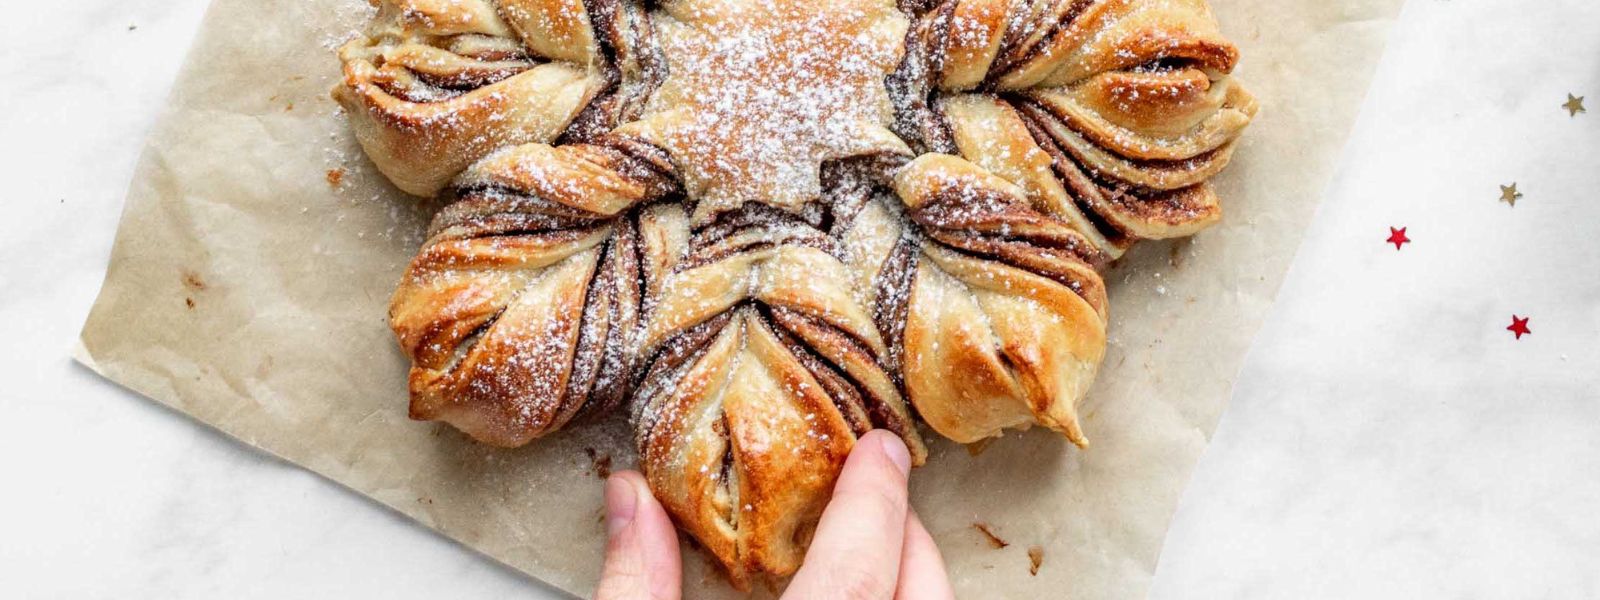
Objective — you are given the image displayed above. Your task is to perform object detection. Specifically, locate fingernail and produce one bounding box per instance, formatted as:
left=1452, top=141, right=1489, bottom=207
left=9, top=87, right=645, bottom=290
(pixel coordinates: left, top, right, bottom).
left=604, top=475, right=638, bottom=537
left=879, top=432, right=912, bottom=476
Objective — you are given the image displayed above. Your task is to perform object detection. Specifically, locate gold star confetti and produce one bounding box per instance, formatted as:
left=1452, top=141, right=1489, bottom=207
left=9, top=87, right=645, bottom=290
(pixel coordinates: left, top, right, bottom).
left=1564, top=93, right=1586, bottom=117
left=1499, top=183, right=1523, bottom=207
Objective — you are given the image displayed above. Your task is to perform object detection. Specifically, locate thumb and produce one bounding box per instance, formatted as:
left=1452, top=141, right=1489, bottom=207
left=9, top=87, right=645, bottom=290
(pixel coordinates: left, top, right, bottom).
left=595, top=471, right=682, bottom=600
left=784, top=430, right=913, bottom=599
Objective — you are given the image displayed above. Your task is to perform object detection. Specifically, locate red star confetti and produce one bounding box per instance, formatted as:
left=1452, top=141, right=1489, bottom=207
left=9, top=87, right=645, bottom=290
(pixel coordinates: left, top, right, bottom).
left=1507, top=315, right=1531, bottom=340
left=1386, top=227, right=1410, bottom=250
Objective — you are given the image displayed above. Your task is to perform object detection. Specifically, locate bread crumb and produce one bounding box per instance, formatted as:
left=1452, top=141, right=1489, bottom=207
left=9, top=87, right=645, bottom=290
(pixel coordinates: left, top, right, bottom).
left=974, top=523, right=1009, bottom=549
left=181, top=270, right=207, bottom=291
left=585, top=448, right=614, bottom=479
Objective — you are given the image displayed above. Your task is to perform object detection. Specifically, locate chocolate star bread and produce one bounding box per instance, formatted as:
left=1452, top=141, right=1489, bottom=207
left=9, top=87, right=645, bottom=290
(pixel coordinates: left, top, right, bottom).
left=335, top=0, right=1255, bottom=585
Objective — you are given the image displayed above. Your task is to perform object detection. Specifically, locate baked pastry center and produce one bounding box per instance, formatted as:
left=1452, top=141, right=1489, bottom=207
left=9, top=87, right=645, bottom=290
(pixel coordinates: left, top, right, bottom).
left=334, top=0, right=1256, bottom=587
left=620, top=0, right=910, bottom=221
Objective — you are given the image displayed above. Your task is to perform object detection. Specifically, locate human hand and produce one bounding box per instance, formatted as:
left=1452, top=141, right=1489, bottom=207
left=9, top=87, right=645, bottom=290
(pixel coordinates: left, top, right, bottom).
left=594, top=430, right=953, bottom=600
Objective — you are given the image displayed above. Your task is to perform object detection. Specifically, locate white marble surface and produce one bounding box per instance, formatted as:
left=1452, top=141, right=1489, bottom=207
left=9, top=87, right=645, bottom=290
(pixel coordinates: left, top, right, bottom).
left=1, top=2, right=554, bottom=598
left=1153, top=0, right=1600, bottom=597
left=7, top=0, right=1600, bottom=598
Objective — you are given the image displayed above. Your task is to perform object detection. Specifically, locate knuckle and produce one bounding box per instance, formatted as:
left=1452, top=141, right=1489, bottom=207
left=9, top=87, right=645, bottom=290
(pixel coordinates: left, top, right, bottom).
left=595, top=575, right=647, bottom=600
left=831, top=569, right=896, bottom=600
left=844, top=481, right=906, bottom=523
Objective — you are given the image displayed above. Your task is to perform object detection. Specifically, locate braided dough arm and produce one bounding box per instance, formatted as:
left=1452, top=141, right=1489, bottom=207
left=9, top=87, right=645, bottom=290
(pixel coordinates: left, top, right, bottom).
left=896, top=0, right=1256, bottom=252
left=630, top=203, right=926, bottom=587
left=865, top=153, right=1108, bottom=445
left=388, top=138, right=675, bottom=446
left=334, top=0, right=610, bottom=196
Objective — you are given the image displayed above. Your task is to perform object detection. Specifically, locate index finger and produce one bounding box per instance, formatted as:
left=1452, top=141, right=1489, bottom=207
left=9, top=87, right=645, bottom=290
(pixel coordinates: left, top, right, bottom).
left=782, top=430, right=913, bottom=600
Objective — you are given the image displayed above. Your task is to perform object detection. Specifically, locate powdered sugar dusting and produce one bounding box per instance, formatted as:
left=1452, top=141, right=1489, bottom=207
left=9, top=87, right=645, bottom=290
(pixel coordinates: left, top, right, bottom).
left=620, top=0, right=910, bottom=222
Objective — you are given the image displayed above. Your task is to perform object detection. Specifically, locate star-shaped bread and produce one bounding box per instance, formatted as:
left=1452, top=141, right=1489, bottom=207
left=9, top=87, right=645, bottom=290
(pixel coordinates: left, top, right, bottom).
left=334, top=0, right=1257, bottom=586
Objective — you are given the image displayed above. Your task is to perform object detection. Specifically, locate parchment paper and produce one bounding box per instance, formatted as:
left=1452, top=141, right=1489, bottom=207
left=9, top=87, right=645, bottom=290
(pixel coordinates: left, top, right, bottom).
left=78, top=1, right=1404, bottom=597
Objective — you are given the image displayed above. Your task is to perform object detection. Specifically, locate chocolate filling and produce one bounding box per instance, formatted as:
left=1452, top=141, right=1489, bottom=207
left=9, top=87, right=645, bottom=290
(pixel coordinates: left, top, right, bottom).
left=559, top=0, right=669, bottom=143
left=768, top=306, right=914, bottom=439
left=631, top=310, right=737, bottom=434
left=988, top=0, right=1096, bottom=84
left=764, top=309, right=874, bottom=437
left=869, top=236, right=919, bottom=378
left=1012, top=100, right=1138, bottom=244
left=572, top=213, right=645, bottom=422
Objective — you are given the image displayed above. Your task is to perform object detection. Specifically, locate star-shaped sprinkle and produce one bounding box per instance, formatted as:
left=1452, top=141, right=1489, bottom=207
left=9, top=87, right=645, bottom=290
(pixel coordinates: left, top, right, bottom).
left=1564, top=93, right=1586, bottom=117
left=1499, top=183, right=1523, bottom=207
left=1386, top=226, right=1410, bottom=250
left=1507, top=315, right=1531, bottom=339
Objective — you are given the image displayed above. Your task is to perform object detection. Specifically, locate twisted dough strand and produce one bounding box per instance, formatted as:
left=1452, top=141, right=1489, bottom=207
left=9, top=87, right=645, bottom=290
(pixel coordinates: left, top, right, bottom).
left=388, top=136, right=676, bottom=446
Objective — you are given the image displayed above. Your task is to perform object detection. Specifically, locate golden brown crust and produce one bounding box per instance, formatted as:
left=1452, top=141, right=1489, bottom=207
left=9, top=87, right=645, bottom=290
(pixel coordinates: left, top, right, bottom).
left=890, top=0, right=1255, bottom=247
left=940, top=93, right=1134, bottom=256
left=496, top=0, right=602, bottom=66
left=1026, top=68, right=1257, bottom=160
left=387, top=139, right=675, bottom=447
left=884, top=155, right=1106, bottom=445
left=333, top=0, right=608, bottom=196
left=991, top=0, right=1239, bottom=91
left=341, top=0, right=1254, bottom=584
